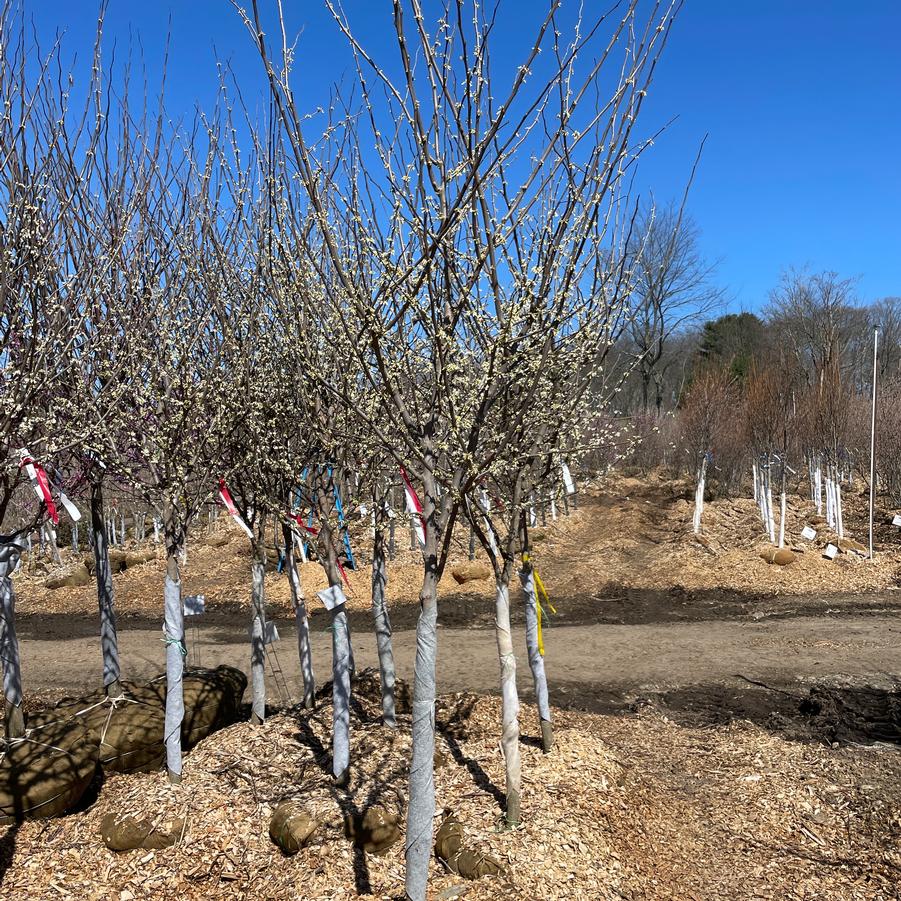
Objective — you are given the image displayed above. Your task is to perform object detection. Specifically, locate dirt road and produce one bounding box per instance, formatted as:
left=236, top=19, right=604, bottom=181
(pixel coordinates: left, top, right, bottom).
left=17, top=595, right=900, bottom=738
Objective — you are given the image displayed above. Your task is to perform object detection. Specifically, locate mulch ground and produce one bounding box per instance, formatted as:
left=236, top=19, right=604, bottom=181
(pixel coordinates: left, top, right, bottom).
left=2, top=674, right=899, bottom=900
left=5, top=474, right=901, bottom=899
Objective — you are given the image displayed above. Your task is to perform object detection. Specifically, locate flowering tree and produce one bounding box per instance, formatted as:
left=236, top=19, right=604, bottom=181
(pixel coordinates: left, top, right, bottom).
left=240, top=2, right=681, bottom=896
left=0, top=8, right=124, bottom=734
left=96, top=113, right=239, bottom=782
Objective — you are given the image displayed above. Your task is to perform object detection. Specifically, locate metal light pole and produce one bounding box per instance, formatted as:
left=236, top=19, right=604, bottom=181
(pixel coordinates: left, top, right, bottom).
left=869, top=327, right=879, bottom=560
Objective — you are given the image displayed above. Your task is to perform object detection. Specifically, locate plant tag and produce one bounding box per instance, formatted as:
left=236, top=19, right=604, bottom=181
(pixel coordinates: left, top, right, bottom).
left=317, top=584, right=347, bottom=611
left=823, top=543, right=838, bottom=560
left=183, top=594, right=205, bottom=616
left=561, top=463, right=576, bottom=495
left=892, top=514, right=901, bottom=527
left=58, top=492, right=82, bottom=522
left=217, top=480, right=254, bottom=539
left=801, top=526, right=816, bottom=541
left=264, top=622, right=279, bottom=645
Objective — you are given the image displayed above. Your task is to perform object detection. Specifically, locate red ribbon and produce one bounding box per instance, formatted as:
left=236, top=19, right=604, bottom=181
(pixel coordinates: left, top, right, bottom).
left=217, top=479, right=253, bottom=538
left=400, top=466, right=426, bottom=546
left=20, top=454, right=59, bottom=525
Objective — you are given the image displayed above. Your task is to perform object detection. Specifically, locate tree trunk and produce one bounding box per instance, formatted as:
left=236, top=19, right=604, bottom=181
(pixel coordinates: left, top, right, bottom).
left=834, top=469, right=840, bottom=530
left=371, top=511, right=396, bottom=727
left=388, top=514, right=396, bottom=561
left=163, top=501, right=185, bottom=784
left=764, top=463, right=776, bottom=543
left=330, top=600, right=351, bottom=783
left=640, top=369, right=651, bottom=413
left=494, top=576, right=522, bottom=827
left=654, top=380, right=664, bottom=417
left=48, top=526, right=62, bottom=565
left=815, top=459, right=822, bottom=512
left=520, top=563, right=553, bottom=753
left=318, top=519, right=351, bottom=784
left=404, top=558, right=439, bottom=901
left=91, top=481, right=121, bottom=695
left=249, top=518, right=268, bottom=725
left=282, top=521, right=314, bottom=709
left=0, top=539, right=26, bottom=739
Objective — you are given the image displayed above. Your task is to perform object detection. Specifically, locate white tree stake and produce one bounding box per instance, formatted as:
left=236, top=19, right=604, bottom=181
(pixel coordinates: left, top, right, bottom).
left=765, top=463, right=776, bottom=544
left=869, top=327, right=879, bottom=559
left=778, top=485, right=787, bottom=548
left=815, top=461, right=822, bottom=515
left=692, top=455, right=708, bottom=535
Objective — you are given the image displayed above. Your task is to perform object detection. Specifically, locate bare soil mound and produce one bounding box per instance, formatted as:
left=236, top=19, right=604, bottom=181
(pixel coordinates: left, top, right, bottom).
left=14, top=474, right=901, bottom=631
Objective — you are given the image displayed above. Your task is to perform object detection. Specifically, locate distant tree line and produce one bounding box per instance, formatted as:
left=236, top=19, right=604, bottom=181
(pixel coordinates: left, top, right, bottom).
left=614, top=236, right=900, bottom=508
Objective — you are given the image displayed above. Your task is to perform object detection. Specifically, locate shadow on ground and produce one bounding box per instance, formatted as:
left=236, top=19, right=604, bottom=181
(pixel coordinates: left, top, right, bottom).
left=16, top=583, right=901, bottom=641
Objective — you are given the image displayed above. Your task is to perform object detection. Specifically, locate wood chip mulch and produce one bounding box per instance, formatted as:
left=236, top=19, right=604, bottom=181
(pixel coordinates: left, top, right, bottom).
left=1, top=677, right=899, bottom=900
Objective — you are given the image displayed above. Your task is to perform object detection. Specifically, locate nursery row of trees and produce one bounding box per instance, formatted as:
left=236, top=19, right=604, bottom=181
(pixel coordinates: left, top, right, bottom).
left=0, top=1, right=684, bottom=897
left=624, top=267, right=900, bottom=514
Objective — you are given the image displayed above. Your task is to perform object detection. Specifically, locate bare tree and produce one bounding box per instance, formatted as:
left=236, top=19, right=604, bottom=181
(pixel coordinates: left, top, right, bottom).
left=745, top=354, right=804, bottom=543
left=869, top=297, right=901, bottom=380
left=626, top=202, right=724, bottom=414
left=679, top=365, right=745, bottom=532
left=0, top=5, right=120, bottom=734
left=766, top=269, right=863, bottom=387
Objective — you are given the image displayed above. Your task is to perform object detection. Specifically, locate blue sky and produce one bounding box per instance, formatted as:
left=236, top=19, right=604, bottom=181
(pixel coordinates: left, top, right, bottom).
left=27, top=1, right=901, bottom=312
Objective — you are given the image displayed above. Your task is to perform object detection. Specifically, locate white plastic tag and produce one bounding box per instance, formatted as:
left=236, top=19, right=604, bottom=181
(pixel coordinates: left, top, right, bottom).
left=892, top=514, right=901, bottom=527
left=561, top=463, right=576, bottom=495
left=264, top=622, right=279, bottom=645
left=317, top=584, right=347, bottom=611
left=292, top=531, right=308, bottom=564
left=824, top=543, right=838, bottom=560
left=59, top=492, right=82, bottom=522
left=183, top=594, right=205, bottom=616
left=801, top=526, right=816, bottom=541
